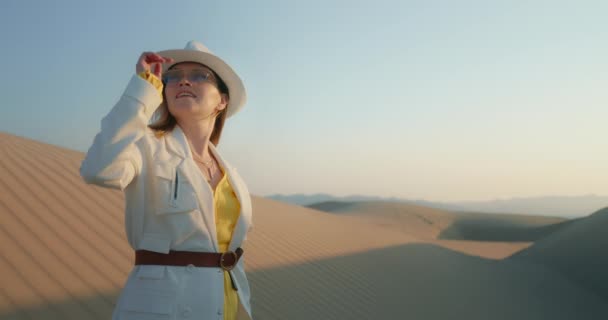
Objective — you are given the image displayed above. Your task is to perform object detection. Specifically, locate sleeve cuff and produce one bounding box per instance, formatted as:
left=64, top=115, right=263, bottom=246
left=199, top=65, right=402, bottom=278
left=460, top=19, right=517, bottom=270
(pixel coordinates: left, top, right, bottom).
left=138, top=70, right=164, bottom=96
left=123, top=74, right=164, bottom=119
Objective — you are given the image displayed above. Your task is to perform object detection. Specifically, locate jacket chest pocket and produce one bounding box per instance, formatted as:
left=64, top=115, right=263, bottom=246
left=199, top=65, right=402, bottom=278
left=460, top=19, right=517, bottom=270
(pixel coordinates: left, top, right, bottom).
left=153, top=164, right=199, bottom=214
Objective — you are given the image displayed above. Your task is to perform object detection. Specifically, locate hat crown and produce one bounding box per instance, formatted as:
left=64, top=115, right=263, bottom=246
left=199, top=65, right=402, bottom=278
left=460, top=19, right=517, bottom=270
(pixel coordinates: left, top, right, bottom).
left=184, top=40, right=212, bottom=54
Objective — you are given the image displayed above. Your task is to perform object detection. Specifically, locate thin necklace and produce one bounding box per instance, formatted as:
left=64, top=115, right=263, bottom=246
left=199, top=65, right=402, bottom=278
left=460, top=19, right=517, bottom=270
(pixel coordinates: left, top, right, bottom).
left=192, top=151, right=213, bottom=168
left=188, top=139, right=213, bottom=168
left=192, top=153, right=216, bottom=182
left=187, top=142, right=216, bottom=183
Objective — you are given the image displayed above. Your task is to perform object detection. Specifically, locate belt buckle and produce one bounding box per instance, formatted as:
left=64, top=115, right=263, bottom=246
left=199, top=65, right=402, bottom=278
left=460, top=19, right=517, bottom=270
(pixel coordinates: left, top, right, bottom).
left=219, top=251, right=237, bottom=271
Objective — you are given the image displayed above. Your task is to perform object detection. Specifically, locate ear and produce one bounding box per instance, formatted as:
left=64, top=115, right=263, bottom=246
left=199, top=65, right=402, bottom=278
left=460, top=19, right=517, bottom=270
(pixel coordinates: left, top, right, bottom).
left=217, top=93, right=229, bottom=111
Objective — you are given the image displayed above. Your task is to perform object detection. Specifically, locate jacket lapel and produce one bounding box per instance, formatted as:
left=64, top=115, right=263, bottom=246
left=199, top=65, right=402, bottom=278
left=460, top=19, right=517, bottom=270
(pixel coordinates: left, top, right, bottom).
left=209, top=144, right=253, bottom=252
left=227, top=169, right=253, bottom=252
left=164, top=127, right=219, bottom=252
left=162, top=127, right=252, bottom=253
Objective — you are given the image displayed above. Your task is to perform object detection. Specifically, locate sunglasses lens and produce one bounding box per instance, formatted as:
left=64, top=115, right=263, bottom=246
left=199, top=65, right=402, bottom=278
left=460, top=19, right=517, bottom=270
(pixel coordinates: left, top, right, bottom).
left=161, top=69, right=215, bottom=85
left=189, top=70, right=211, bottom=83
left=162, top=70, right=183, bottom=84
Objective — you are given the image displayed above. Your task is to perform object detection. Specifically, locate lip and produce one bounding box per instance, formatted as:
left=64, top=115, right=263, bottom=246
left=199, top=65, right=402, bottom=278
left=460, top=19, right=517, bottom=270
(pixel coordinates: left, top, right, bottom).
left=175, top=90, right=197, bottom=99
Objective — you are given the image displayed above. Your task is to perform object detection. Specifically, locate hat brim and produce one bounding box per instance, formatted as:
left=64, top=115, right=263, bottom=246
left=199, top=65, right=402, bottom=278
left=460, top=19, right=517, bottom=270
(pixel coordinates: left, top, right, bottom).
left=157, top=49, right=246, bottom=118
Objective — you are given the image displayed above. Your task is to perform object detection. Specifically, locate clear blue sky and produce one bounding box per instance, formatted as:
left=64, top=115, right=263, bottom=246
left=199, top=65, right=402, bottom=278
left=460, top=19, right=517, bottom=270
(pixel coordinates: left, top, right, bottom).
left=1, top=0, right=606, bottom=201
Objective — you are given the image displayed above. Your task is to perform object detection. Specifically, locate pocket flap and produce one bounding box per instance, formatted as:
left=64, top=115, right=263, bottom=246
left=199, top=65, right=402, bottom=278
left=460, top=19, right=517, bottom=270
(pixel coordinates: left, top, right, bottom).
left=153, top=164, right=199, bottom=215
left=121, top=290, right=174, bottom=315
left=154, top=163, right=175, bottom=181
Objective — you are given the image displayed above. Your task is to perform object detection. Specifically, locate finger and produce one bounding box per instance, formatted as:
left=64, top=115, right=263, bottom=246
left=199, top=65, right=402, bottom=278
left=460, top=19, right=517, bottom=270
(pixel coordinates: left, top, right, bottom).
left=145, top=54, right=166, bottom=64
left=139, top=51, right=156, bottom=62
left=153, top=63, right=161, bottom=77
left=143, top=52, right=167, bottom=62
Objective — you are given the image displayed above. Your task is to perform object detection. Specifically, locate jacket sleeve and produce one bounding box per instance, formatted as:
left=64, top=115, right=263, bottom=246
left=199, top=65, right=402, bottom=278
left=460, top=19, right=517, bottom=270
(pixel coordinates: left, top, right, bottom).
left=80, top=74, right=163, bottom=190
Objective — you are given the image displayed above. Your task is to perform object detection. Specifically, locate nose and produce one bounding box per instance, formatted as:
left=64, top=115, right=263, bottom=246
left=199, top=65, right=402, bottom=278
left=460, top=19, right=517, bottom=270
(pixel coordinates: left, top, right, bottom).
left=178, top=76, right=192, bottom=87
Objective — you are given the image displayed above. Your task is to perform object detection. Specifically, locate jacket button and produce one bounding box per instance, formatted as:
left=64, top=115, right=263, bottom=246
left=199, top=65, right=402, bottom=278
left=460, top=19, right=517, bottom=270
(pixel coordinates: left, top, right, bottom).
left=186, top=264, right=195, bottom=273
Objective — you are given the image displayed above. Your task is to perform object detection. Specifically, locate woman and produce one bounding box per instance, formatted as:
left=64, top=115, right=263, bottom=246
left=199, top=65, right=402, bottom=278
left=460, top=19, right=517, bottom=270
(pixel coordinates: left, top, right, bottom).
left=80, top=40, right=254, bottom=320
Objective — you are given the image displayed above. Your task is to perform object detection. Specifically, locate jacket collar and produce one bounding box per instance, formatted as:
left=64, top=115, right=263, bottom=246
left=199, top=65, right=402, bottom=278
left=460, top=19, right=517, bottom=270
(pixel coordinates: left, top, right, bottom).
left=164, top=126, right=188, bottom=160
left=163, top=126, right=233, bottom=169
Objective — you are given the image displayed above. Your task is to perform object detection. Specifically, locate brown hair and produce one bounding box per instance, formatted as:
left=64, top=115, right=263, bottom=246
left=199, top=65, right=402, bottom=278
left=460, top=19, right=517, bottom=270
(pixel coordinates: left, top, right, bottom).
left=148, top=66, right=230, bottom=146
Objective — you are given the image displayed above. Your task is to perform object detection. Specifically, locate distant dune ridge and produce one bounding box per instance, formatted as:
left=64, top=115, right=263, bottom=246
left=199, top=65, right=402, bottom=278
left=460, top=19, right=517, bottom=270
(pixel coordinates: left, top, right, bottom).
left=272, top=192, right=608, bottom=218
left=307, top=201, right=569, bottom=241
left=1, top=131, right=607, bottom=320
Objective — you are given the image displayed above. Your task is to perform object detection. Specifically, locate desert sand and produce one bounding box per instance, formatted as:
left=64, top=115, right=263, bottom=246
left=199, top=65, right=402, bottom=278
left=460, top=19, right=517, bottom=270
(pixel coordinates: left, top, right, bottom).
left=1, top=132, right=607, bottom=319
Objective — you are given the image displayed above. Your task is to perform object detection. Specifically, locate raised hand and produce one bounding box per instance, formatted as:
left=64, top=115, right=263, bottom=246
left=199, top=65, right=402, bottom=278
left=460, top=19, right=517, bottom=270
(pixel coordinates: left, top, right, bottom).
left=135, top=52, right=175, bottom=78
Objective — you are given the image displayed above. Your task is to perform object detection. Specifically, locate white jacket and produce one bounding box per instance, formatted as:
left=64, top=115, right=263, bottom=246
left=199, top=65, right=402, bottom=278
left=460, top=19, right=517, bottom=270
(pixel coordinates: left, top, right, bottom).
left=80, top=74, right=254, bottom=320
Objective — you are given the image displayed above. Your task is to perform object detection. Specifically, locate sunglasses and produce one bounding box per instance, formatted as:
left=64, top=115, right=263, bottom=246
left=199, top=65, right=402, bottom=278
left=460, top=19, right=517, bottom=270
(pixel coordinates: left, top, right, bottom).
left=161, top=69, right=217, bottom=85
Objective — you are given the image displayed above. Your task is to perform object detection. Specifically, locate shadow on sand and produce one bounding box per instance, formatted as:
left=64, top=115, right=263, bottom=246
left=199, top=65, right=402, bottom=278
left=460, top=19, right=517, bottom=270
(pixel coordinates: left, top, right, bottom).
left=4, top=243, right=606, bottom=320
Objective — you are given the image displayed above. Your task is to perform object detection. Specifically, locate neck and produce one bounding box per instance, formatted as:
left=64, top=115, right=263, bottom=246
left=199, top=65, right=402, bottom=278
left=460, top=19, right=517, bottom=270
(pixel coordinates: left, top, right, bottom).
left=178, top=118, right=216, bottom=160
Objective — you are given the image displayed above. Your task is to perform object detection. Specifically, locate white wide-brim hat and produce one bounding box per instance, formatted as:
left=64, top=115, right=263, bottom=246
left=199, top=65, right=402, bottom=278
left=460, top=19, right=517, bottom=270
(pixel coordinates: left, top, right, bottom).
left=158, top=40, right=247, bottom=118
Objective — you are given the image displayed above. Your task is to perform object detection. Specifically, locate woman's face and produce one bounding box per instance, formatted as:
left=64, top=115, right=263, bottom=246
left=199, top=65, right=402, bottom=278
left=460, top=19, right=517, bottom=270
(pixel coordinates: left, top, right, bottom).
left=163, top=62, right=227, bottom=123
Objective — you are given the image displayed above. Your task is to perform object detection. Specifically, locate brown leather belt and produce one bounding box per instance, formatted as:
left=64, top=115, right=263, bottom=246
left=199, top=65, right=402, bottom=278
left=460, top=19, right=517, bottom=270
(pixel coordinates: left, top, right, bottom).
left=135, top=248, right=244, bottom=271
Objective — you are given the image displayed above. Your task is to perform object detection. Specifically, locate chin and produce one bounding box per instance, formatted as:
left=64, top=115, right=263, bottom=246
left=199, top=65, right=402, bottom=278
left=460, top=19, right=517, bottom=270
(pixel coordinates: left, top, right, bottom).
left=171, top=103, right=211, bottom=121
left=172, top=98, right=200, bottom=109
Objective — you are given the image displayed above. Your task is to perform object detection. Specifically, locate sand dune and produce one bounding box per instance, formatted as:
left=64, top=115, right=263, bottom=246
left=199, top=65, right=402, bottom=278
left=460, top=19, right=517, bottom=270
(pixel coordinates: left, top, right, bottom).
left=307, top=200, right=569, bottom=259
left=511, top=207, right=608, bottom=300
left=1, top=132, right=607, bottom=320
left=307, top=201, right=456, bottom=239
left=439, top=212, right=570, bottom=241
left=309, top=200, right=569, bottom=241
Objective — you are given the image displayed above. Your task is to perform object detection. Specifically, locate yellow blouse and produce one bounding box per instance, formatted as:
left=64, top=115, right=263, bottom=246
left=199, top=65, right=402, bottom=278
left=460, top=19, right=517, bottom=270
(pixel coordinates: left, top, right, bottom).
left=214, top=168, right=241, bottom=320
left=139, top=71, right=241, bottom=320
